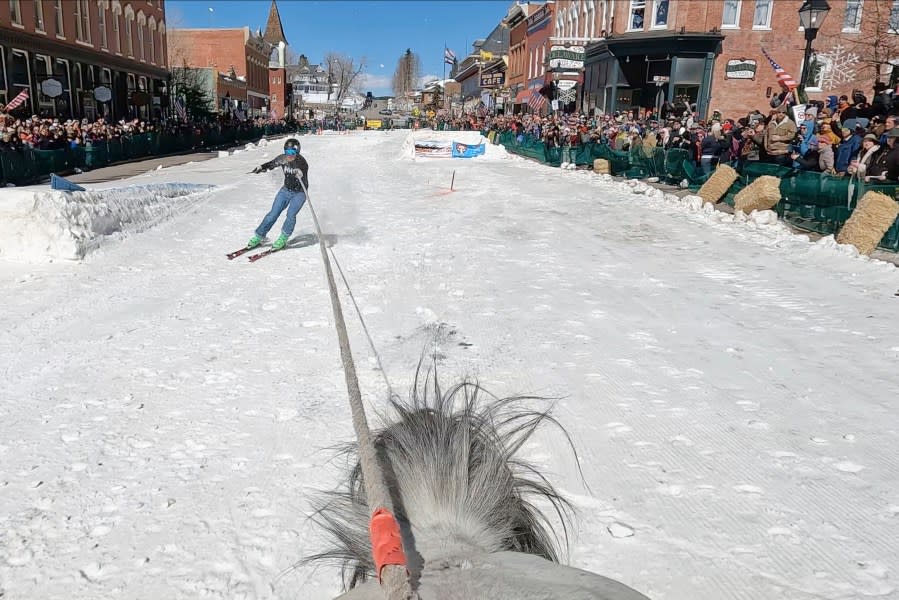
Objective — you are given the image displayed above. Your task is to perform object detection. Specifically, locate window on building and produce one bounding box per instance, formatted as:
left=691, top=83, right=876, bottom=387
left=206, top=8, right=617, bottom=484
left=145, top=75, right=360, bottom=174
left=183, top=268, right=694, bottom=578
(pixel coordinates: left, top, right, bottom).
left=842, top=0, right=863, bottom=30
left=137, top=25, right=145, bottom=61
left=125, top=17, right=133, bottom=56
left=628, top=0, right=646, bottom=30
left=75, top=0, right=91, bottom=42
left=99, top=6, right=108, bottom=48
left=10, top=0, right=22, bottom=26
left=148, top=27, right=155, bottom=63
left=0, top=48, right=6, bottom=104
left=653, top=0, right=669, bottom=27
left=34, top=0, right=45, bottom=31
left=722, top=0, right=741, bottom=27
left=113, top=12, right=120, bottom=53
left=801, top=53, right=830, bottom=92
left=753, top=0, right=773, bottom=29
left=890, top=0, right=899, bottom=32
left=54, top=0, right=64, bottom=36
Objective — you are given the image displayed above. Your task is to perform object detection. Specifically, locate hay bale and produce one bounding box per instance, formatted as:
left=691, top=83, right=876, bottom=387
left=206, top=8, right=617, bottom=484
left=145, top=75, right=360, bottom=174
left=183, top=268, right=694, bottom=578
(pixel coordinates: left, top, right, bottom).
left=697, top=164, right=738, bottom=204
left=836, top=191, right=899, bottom=255
left=593, top=158, right=611, bottom=174
left=734, top=175, right=782, bottom=214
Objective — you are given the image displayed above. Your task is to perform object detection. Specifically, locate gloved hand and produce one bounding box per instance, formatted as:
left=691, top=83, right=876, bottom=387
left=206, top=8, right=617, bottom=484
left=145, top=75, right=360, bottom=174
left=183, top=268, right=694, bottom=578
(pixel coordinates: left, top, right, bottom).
left=252, top=167, right=262, bottom=174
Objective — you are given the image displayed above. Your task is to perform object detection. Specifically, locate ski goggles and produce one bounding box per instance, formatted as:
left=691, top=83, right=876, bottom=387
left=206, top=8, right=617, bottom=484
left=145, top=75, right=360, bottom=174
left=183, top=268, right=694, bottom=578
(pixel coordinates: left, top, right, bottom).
left=284, top=148, right=298, bottom=156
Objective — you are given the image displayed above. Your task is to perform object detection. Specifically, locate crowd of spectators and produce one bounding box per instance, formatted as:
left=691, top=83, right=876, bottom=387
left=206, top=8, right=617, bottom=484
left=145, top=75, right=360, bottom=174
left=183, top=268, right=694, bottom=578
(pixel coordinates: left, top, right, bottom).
left=459, top=82, right=899, bottom=183
left=0, top=106, right=295, bottom=154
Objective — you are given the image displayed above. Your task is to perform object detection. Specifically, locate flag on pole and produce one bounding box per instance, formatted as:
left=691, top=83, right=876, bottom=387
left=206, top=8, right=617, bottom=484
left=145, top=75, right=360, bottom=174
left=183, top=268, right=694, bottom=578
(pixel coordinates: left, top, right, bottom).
left=173, top=97, right=187, bottom=121
left=444, top=47, right=455, bottom=65
left=527, top=90, right=546, bottom=112
left=761, top=47, right=798, bottom=90
left=479, top=50, right=494, bottom=62
left=4, top=88, right=29, bottom=111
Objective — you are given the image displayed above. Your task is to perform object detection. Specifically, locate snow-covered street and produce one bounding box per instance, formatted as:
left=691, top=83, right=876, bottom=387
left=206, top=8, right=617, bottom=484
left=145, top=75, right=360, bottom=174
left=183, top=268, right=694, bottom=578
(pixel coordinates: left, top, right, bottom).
left=1, top=130, right=898, bottom=600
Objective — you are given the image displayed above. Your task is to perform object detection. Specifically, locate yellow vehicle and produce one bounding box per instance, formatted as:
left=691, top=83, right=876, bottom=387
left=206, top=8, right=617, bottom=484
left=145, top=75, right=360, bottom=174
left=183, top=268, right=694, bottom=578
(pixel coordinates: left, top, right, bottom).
left=366, top=119, right=383, bottom=130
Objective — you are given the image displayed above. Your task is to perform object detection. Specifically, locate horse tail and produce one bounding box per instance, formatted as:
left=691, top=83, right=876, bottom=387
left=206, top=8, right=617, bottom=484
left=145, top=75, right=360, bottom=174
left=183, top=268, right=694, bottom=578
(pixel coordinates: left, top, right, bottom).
left=303, top=364, right=579, bottom=591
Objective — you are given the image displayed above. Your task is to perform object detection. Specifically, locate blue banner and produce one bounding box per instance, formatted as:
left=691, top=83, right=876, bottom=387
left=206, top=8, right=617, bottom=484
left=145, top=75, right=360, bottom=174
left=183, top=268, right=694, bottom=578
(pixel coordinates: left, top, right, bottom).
left=451, top=141, right=486, bottom=158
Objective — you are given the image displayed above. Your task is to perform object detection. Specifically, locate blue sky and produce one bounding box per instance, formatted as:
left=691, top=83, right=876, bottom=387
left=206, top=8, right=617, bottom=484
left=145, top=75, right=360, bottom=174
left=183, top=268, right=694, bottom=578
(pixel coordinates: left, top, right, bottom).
left=167, top=0, right=512, bottom=96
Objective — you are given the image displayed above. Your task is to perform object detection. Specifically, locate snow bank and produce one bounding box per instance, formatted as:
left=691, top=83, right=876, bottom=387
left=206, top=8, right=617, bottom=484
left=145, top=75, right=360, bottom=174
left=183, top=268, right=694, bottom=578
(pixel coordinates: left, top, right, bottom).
left=400, top=130, right=510, bottom=161
left=0, top=183, right=215, bottom=263
left=584, top=172, right=898, bottom=271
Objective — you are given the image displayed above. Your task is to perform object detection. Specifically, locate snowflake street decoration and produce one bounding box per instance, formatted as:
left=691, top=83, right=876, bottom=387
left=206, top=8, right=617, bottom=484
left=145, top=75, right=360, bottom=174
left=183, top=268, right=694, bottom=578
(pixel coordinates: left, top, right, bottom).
left=558, top=88, right=577, bottom=103
left=817, top=44, right=860, bottom=89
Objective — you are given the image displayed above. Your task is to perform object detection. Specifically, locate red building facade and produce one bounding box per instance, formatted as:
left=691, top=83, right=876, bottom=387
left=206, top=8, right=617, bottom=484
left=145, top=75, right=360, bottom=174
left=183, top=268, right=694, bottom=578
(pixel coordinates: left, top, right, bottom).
left=0, top=0, right=169, bottom=120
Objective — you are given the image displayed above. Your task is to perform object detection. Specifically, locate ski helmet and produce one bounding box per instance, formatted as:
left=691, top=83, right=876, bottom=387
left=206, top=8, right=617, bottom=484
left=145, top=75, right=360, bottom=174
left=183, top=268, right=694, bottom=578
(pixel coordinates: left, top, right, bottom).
left=283, top=138, right=301, bottom=155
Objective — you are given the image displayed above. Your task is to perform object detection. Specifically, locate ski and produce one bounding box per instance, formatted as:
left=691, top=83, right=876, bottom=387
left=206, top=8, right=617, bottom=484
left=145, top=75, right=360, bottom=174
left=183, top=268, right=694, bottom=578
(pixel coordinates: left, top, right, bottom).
left=227, top=243, right=269, bottom=260
left=227, top=246, right=254, bottom=260
left=247, top=247, right=282, bottom=262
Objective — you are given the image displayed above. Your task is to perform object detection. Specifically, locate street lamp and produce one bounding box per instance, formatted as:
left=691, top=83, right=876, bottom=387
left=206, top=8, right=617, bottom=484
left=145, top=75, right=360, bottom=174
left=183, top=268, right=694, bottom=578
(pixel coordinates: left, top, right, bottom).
left=798, top=0, right=831, bottom=97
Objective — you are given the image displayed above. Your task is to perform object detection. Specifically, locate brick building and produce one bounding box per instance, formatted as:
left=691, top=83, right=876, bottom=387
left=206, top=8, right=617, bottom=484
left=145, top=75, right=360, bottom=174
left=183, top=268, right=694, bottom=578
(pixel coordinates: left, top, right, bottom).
left=559, top=0, right=895, bottom=119
left=524, top=2, right=555, bottom=109
left=506, top=1, right=535, bottom=111
left=167, top=27, right=270, bottom=117
left=263, top=0, right=288, bottom=119
left=0, top=0, right=169, bottom=120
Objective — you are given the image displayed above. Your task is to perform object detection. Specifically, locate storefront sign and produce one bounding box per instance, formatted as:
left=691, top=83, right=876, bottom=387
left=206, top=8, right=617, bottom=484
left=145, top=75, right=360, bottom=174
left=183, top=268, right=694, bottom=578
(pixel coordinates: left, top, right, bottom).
left=41, top=78, right=63, bottom=98
left=94, top=86, right=112, bottom=102
left=725, top=59, right=757, bottom=80
left=652, top=75, right=670, bottom=83
left=557, top=80, right=577, bottom=91
left=479, top=71, right=505, bottom=87
left=549, top=45, right=585, bottom=70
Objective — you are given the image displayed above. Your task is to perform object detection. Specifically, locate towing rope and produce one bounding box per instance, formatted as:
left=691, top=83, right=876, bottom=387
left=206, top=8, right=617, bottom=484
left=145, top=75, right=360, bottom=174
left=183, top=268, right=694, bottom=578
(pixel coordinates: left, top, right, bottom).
left=299, top=180, right=416, bottom=600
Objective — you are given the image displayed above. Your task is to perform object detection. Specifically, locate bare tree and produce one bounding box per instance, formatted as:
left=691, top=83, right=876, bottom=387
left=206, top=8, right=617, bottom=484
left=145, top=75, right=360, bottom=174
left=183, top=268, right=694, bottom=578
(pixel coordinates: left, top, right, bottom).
left=392, top=48, right=420, bottom=98
left=820, top=0, right=899, bottom=87
left=325, top=52, right=366, bottom=112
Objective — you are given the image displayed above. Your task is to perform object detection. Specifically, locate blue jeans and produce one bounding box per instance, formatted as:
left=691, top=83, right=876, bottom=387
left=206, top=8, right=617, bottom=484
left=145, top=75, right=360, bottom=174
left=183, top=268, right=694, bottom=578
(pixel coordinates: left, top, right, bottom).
left=255, top=187, right=306, bottom=238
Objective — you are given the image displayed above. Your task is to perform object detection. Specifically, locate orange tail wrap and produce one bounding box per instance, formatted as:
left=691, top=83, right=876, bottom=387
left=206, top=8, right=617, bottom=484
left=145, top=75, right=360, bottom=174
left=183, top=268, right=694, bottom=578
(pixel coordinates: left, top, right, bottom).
left=369, top=507, right=407, bottom=581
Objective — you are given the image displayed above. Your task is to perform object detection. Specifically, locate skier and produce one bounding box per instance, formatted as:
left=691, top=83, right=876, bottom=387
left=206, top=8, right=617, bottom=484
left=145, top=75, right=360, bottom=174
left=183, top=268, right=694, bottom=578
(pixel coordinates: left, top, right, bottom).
left=246, top=138, right=309, bottom=251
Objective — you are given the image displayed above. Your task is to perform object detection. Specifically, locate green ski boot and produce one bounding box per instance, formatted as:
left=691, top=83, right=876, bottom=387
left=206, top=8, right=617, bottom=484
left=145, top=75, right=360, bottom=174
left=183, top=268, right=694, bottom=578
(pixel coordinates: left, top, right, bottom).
left=272, top=233, right=289, bottom=251
left=247, top=234, right=263, bottom=249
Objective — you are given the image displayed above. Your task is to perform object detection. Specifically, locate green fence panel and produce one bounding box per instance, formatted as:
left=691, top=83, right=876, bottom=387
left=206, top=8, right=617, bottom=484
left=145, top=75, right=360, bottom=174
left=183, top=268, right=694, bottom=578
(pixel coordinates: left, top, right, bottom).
left=664, top=148, right=691, bottom=184
left=0, top=149, right=36, bottom=182
left=879, top=217, right=899, bottom=252
left=84, top=142, right=109, bottom=169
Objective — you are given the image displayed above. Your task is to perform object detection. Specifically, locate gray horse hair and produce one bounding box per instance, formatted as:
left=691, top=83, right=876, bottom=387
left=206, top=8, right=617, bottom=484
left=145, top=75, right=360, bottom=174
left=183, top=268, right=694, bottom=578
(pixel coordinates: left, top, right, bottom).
left=303, top=365, right=578, bottom=591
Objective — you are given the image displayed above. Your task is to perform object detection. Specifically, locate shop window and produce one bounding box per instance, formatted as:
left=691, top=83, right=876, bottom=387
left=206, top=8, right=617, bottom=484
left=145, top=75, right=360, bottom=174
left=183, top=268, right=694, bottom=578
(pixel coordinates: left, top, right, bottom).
left=753, top=0, right=773, bottom=29
left=722, top=0, right=741, bottom=28
left=628, top=0, right=646, bottom=30
left=890, top=0, right=899, bottom=32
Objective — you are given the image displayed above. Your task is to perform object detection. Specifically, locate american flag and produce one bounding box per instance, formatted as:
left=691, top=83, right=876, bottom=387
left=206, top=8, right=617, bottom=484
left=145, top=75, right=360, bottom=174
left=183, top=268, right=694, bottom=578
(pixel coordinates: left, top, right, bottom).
left=4, top=88, right=29, bottom=111
left=173, top=96, right=187, bottom=121
left=761, top=47, right=798, bottom=90
left=527, top=90, right=546, bottom=113
left=444, top=47, right=456, bottom=65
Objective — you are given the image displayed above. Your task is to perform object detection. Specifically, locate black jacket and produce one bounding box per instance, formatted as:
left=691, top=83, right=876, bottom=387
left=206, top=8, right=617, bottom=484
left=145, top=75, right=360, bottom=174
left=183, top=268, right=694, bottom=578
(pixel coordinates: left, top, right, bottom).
left=256, top=153, right=309, bottom=192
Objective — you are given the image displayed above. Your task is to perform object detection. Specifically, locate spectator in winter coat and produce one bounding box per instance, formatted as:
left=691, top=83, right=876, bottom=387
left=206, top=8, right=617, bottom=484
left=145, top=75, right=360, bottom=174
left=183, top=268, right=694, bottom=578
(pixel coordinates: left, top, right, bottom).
left=791, top=138, right=820, bottom=171
left=764, top=108, right=798, bottom=166
left=817, top=136, right=835, bottom=173
left=835, top=127, right=861, bottom=174
left=881, top=127, right=899, bottom=181
left=849, top=134, right=882, bottom=180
